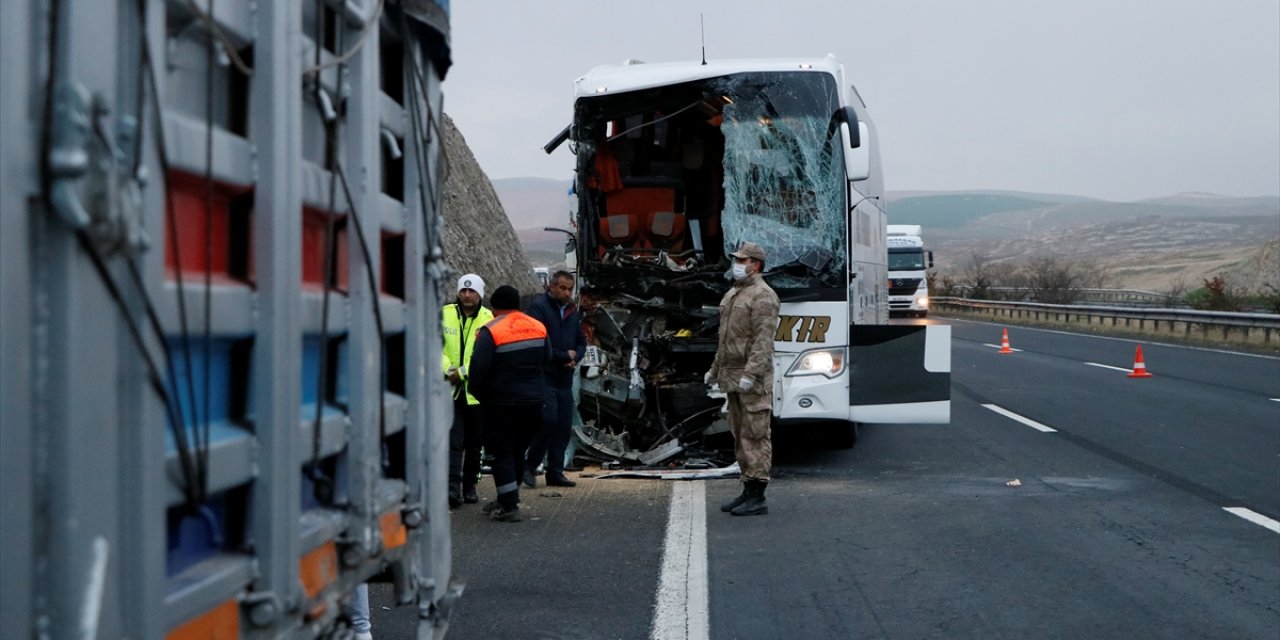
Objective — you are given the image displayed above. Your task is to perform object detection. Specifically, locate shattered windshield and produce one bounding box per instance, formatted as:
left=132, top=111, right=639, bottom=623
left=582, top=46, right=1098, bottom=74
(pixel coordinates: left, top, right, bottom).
left=888, top=249, right=926, bottom=271
left=713, top=72, right=846, bottom=289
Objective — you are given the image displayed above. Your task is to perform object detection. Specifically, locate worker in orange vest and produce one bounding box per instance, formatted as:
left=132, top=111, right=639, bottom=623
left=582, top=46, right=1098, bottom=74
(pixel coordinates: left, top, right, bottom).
left=467, top=285, right=550, bottom=522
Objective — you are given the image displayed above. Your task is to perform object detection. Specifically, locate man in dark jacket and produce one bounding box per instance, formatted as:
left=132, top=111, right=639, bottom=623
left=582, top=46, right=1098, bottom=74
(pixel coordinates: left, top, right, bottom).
left=468, top=285, right=549, bottom=522
left=523, top=270, right=587, bottom=488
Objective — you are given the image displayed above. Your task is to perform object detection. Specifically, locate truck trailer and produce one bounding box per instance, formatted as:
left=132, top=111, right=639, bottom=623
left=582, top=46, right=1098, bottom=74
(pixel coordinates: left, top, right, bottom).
left=544, top=55, right=951, bottom=459
left=1, top=1, right=460, bottom=637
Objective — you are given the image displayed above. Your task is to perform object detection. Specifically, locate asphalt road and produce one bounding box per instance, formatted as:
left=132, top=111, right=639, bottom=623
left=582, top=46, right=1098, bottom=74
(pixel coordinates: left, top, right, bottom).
left=373, top=317, right=1280, bottom=639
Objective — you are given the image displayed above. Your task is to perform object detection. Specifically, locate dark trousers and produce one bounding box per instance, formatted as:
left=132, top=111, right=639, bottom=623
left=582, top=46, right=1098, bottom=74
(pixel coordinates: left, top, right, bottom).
left=484, top=402, right=541, bottom=509
left=526, top=385, right=573, bottom=476
left=448, top=394, right=484, bottom=489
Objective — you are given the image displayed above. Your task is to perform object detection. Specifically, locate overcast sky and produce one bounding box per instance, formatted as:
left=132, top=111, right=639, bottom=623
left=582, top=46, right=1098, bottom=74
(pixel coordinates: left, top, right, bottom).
left=443, top=0, right=1280, bottom=202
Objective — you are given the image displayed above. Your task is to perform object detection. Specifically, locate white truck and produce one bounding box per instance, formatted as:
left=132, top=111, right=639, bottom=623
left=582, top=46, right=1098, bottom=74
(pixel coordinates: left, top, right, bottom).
left=544, top=55, right=951, bottom=454
left=886, top=224, right=934, bottom=317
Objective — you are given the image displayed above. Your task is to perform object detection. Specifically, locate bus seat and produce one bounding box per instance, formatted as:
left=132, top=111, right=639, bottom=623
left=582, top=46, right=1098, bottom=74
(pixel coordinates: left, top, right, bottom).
left=604, top=188, right=678, bottom=252
left=647, top=211, right=687, bottom=252
left=599, top=212, right=640, bottom=246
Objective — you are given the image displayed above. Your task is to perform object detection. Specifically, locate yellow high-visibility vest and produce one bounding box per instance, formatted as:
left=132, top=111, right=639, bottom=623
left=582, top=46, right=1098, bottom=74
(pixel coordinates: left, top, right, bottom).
left=441, top=303, right=494, bottom=405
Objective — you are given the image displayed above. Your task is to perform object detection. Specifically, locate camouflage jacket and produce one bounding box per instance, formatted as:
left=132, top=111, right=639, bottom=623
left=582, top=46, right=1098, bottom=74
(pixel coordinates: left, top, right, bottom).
left=709, top=272, right=780, bottom=401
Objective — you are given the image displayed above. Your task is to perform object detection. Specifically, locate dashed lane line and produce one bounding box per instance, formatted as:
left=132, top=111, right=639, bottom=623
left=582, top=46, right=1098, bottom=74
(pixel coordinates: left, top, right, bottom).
left=1084, top=362, right=1133, bottom=374
left=650, top=480, right=709, bottom=640
left=1223, top=508, right=1280, bottom=534
left=979, top=403, right=1278, bottom=534
left=981, top=404, right=1058, bottom=433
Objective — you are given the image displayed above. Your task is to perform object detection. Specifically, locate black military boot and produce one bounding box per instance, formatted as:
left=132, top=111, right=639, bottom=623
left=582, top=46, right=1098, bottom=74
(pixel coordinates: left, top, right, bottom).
left=720, top=483, right=749, bottom=512
left=731, top=480, right=768, bottom=516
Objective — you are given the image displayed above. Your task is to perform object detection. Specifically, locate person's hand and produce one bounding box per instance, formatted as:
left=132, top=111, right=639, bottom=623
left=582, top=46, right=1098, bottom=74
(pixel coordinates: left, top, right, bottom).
left=567, top=349, right=577, bottom=361
left=446, top=367, right=462, bottom=384
left=704, top=371, right=714, bottom=385
left=738, top=377, right=754, bottom=392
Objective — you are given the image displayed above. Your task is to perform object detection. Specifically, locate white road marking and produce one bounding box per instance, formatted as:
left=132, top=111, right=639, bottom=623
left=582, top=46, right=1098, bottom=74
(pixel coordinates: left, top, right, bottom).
left=1084, top=362, right=1133, bottom=373
left=1223, top=507, right=1280, bottom=534
left=80, top=536, right=109, bottom=640
left=651, top=480, right=710, bottom=640
left=982, top=343, right=1023, bottom=352
left=982, top=404, right=1058, bottom=433
left=1270, top=398, right=1280, bottom=403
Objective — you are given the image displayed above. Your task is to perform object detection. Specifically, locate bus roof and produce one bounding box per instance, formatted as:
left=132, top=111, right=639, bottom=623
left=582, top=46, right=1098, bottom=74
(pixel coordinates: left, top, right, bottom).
left=573, top=55, right=846, bottom=100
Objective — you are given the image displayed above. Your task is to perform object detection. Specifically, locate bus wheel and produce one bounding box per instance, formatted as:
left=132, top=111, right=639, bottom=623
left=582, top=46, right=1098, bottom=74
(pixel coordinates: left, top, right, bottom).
left=827, top=421, right=858, bottom=449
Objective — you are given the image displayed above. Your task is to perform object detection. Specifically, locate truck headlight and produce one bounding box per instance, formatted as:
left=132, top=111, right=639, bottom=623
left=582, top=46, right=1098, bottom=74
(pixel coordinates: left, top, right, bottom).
left=785, top=348, right=845, bottom=378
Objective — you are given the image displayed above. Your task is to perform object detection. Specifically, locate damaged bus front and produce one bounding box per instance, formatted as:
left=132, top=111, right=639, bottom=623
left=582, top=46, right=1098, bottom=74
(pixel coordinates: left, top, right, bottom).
left=546, top=56, right=950, bottom=463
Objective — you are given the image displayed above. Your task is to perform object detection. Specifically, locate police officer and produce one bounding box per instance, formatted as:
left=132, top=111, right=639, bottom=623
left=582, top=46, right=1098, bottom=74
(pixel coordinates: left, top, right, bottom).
left=442, top=274, right=494, bottom=507
left=468, top=285, right=549, bottom=522
left=706, top=241, right=780, bottom=516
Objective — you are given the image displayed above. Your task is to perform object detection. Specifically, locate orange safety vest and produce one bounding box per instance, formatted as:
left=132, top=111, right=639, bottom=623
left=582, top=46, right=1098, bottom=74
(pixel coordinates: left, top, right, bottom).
left=485, top=311, right=548, bottom=352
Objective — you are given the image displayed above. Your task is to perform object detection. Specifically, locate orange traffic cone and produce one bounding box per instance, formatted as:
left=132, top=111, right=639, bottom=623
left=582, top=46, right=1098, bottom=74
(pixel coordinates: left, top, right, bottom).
left=1128, top=345, right=1153, bottom=378
left=998, top=328, right=1013, bottom=354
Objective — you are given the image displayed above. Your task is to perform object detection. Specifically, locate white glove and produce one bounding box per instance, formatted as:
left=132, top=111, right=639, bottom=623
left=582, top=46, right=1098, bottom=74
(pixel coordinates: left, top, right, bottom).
left=704, top=371, right=713, bottom=385
left=739, top=377, right=754, bottom=392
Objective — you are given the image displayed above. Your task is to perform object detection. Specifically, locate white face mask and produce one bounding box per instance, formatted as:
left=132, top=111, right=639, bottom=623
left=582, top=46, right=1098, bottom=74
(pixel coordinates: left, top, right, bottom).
left=731, top=262, right=749, bottom=281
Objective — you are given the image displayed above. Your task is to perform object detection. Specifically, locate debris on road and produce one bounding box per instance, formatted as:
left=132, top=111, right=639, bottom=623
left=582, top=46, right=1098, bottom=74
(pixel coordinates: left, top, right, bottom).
left=596, top=462, right=741, bottom=481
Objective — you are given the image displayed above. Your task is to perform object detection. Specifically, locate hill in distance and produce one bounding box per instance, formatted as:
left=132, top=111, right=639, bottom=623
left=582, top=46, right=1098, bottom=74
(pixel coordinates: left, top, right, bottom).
left=493, top=178, right=1280, bottom=290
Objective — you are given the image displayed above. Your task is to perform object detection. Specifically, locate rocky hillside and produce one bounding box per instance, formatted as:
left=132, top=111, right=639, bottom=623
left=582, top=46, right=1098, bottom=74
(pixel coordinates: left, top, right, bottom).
left=440, top=114, right=539, bottom=295
left=891, top=191, right=1280, bottom=292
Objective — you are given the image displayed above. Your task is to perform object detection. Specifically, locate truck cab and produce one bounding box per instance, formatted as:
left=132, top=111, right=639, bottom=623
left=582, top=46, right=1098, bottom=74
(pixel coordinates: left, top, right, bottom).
left=886, top=224, right=933, bottom=317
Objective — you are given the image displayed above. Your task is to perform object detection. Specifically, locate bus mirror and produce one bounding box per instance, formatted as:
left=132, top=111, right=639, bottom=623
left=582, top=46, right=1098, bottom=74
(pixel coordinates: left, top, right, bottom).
left=928, top=251, right=934, bottom=268
left=544, top=125, right=571, bottom=154
left=564, top=238, right=578, bottom=271
left=544, top=226, right=578, bottom=271
left=840, top=106, right=861, bottom=148
left=842, top=121, right=871, bottom=181
left=833, top=106, right=861, bottom=148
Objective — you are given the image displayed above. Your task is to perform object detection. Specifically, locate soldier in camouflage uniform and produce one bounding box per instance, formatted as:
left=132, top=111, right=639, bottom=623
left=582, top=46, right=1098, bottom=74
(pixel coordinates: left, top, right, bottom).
left=706, top=241, right=780, bottom=516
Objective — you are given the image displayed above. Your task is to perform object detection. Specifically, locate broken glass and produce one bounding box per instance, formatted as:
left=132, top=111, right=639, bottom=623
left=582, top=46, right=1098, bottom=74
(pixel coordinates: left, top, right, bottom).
left=712, top=72, right=847, bottom=289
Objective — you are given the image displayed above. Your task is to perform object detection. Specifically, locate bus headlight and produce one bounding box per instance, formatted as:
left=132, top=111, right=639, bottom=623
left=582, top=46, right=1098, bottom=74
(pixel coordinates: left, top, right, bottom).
left=785, top=348, right=845, bottom=378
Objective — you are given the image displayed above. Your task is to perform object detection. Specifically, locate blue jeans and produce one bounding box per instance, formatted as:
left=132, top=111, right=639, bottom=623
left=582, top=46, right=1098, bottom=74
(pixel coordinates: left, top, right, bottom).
left=344, top=583, right=370, bottom=633
left=525, top=385, right=573, bottom=475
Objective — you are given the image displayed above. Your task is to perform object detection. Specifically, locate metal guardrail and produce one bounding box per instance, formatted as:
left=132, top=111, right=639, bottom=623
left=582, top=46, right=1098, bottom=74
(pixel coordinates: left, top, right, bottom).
left=954, top=287, right=1190, bottom=308
left=962, top=287, right=1168, bottom=301
left=932, top=297, right=1280, bottom=344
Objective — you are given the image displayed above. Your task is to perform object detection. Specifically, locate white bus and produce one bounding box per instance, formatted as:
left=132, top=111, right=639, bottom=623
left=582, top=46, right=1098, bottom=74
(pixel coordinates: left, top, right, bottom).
left=545, top=55, right=950, bottom=456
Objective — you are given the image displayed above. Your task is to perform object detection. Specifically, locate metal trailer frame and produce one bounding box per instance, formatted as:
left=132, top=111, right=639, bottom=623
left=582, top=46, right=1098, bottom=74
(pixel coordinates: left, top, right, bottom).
left=0, top=1, right=457, bottom=637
